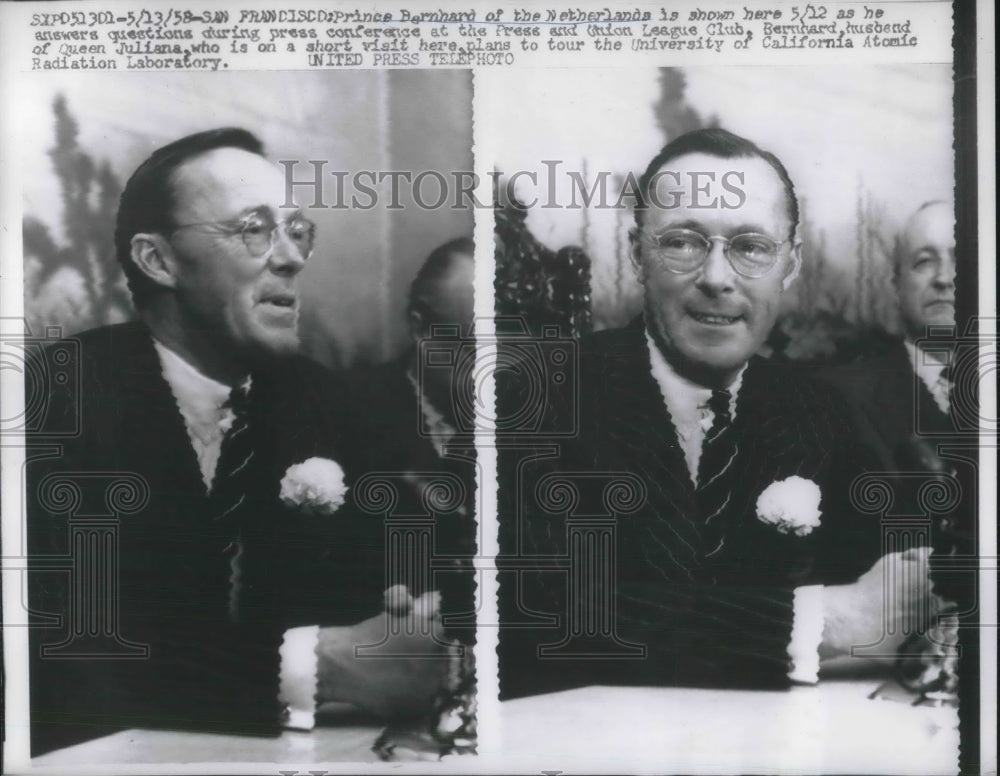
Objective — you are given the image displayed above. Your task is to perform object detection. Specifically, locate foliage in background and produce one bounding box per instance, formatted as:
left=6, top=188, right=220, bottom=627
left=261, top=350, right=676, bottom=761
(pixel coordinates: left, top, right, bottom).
left=494, top=196, right=592, bottom=340
left=771, top=183, right=901, bottom=363
left=653, top=69, right=720, bottom=138
left=23, top=95, right=133, bottom=337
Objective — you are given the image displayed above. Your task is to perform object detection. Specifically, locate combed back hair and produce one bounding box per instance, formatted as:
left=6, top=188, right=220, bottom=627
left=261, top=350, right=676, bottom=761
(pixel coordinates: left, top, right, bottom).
left=634, top=127, right=799, bottom=242
left=892, top=199, right=953, bottom=277
left=409, top=237, right=475, bottom=320
left=115, top=127, right=266, bottom=308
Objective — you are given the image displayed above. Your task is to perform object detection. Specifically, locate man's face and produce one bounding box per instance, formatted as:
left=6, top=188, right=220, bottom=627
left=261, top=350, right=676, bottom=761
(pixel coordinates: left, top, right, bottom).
left=895, top=202, right=955, bottom=340
left=412, top=251, right=475, bottom=419
left=632, top=152, right=799, bottom=387
left=423, top=252, right=476, bottom=335
left=166, top=148, right=308, bottom=366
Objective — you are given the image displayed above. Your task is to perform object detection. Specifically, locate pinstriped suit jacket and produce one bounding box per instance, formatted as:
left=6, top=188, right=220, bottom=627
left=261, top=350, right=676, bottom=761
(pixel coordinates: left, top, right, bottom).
left=26, top=322, right=385, bottom=753
left=499, top=317, right=883, bottom=697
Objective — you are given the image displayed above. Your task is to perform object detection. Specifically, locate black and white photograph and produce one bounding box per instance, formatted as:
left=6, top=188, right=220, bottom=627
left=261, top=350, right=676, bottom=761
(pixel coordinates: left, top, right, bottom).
left=493, top=63, right=980, bottom=771
left=7, top=67, right=479, bottom=766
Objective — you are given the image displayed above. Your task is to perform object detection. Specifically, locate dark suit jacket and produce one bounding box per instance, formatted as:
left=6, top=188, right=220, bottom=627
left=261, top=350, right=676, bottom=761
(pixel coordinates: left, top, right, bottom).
left=816, top=339, right=952, bottom=472
left=499, top=318, right=883, bottom=698
left=26, top=322, right=385, bottom=754
left=817, top=339, right=972, bottom=605
left=345, top=356, right=477, bottom=644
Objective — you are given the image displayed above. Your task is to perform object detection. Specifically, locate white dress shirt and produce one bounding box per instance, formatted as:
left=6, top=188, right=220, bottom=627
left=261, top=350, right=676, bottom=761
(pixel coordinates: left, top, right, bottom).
left=152, top=340, right=318, bottom=729
left=904, top=339, right=951, bottom=414
left=643, top=331, right=823, bottom=683
left=152, top=341, right=234, bottom=489
left=644, top=330, right=742, bottom=483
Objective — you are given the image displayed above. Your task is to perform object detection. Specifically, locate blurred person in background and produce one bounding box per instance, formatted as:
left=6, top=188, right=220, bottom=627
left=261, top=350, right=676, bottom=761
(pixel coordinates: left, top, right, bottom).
left=347, top=237, right=478, bottom=646
left=821, top=201, right=957, bottom=470
left=819, top=200, right=964, bottom=702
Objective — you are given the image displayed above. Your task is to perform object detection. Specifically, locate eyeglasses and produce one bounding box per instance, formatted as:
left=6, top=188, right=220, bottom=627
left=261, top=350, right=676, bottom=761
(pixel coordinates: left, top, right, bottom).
left=172, top=209, right=316, bottom=259
left=642, top=228, right=787, bottom=278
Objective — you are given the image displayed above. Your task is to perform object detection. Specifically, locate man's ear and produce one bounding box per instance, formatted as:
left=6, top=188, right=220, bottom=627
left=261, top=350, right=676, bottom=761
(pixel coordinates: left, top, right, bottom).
left=628, top=229, right=645, bottom=283
left=781, top=242, right=802, bottom=291
left=130, top=233, right=179, bottom=289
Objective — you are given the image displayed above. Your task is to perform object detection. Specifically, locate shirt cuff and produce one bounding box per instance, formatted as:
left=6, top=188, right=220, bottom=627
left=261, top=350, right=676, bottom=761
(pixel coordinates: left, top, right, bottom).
left=278, top=625, right=320, bottom=730
left=787, top=585, right=824, bottom=684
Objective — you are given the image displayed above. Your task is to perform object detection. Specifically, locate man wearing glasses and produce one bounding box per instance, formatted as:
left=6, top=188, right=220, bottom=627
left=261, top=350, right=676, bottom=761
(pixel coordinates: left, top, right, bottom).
left=27, top=129, right=454, bottom=754
left=501, top=128, right=932, bottom=697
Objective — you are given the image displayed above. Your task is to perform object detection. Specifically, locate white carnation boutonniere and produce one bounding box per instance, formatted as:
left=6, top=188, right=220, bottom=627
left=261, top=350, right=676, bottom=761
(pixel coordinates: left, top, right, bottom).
left=755, top=475, right=822, bottom=536
left=279, top=457, right=348, bottom=516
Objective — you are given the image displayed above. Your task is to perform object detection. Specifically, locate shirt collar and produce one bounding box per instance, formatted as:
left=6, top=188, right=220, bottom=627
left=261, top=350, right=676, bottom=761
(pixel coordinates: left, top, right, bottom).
left=903, top=339, right=947, bottom=382
left=152, top=339, right=235, bottom=445
left=644, top=328, right=743, bottom=429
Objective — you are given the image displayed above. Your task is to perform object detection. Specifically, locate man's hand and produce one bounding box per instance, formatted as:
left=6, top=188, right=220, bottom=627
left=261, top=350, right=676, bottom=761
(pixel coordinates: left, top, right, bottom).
left=820, top=547, right=938, bottom=659
left=316, top=605, right=458, bottom=720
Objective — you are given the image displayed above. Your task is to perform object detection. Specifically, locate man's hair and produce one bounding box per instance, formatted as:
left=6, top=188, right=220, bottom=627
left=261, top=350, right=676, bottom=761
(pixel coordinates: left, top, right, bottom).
left=892, top=199, right=952, bottom=279
left=115, top=127, right=266, bottom=308
left=409, top=236, right=475, bottom=321
left=634, top=127, right=799, bottom=242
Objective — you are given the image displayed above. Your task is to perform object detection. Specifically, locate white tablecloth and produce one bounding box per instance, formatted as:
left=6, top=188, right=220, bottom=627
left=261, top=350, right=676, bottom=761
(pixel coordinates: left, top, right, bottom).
left=30, top=719, right=382, bottom=769
left=28, top=680, right=958, bottom=774
left=496, top=679, right=959, bottom=774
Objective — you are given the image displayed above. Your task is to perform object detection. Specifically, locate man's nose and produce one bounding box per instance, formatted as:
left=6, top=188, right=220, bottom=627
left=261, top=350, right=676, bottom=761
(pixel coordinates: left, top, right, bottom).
left=932, top=254, right=956, bottom=289
left=695, top=239, right=736, bottom=293
left=266, top=228, right=307, bottom=275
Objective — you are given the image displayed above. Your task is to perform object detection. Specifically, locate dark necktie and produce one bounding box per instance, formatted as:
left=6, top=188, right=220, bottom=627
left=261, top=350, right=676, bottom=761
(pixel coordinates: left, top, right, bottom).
left=696, top=389, right=738, bottom=551
left=209, top=381, right=255, bottom=622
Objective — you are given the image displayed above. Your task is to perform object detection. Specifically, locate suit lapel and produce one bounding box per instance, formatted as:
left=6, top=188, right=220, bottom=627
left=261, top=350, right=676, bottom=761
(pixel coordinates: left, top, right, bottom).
left=724, top=359, right=780, bottom=532
left=95, top=324, right=233, bottom=629
left=874, top=343, right=920, bottom=459
left=721, top=359, right=855, bottom=582
left=112, top=323, right=208, bottom=510
left=869, top=342, right=951, bottom=464
left=596, top=321, right=702, bottom=578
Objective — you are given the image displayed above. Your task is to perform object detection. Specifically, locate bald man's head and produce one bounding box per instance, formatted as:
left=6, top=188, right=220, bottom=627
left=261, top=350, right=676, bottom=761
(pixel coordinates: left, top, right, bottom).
left=893, top=201, right=955, bottom=339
